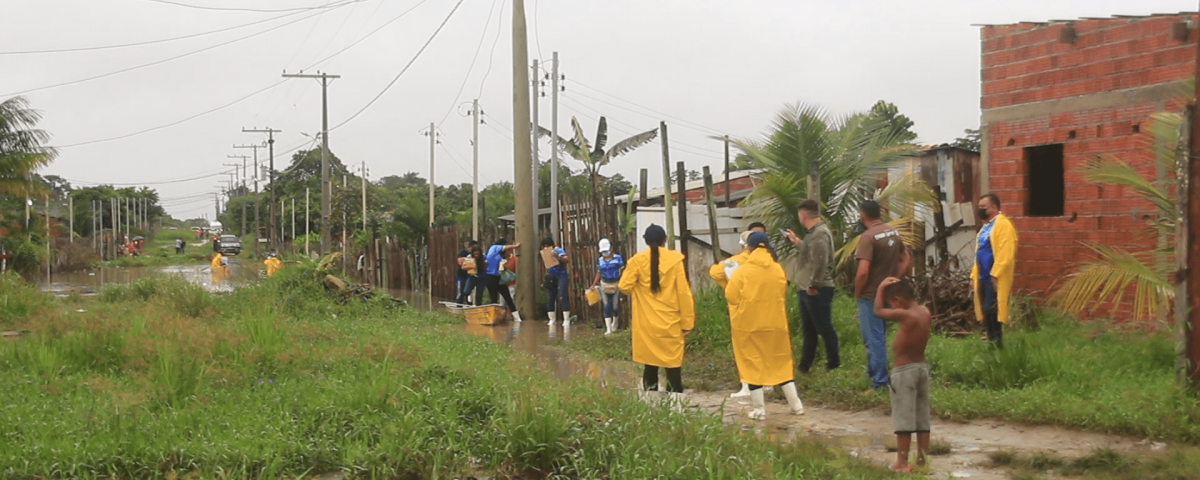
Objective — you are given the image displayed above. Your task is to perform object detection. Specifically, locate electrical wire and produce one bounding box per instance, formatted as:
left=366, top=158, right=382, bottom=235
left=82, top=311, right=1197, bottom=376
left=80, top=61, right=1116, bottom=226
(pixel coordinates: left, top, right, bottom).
left=475, top=0, right=507, bottom=100
left=532, top=0, right=544, bottom=61
left=328, top=0, right=465, bottom=131
left=2, top=4, right=349, bottom=97
left=559, top=94, right=723, bottom=160
left=61, top=168, right=235, bottom=186
left=436, top=0, right=500, bottom=127
left=140, top=0, right=365, bottom=13
left=0, top=9, right=314, bottom=55
left=569, top=80, right=725, bottom=136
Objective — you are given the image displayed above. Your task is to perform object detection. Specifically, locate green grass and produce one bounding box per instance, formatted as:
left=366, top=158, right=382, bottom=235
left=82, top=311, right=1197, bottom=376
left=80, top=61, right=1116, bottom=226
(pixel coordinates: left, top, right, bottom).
left=991, top=447, right=1200, bottom=480
left=562, top=287, right=1200, bottom=444
left=0, top=267, right=895, bottom=479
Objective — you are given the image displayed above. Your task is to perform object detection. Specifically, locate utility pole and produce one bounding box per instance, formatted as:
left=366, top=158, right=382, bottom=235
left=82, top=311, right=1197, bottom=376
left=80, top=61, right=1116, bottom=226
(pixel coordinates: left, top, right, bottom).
left=724, top=135, right=731, bottom=206
left=282, top=72, right=339, bottom=255
left=361, top=161, right=367, bottom=231
left=424, top=123, right=437, bottom=228
left=660, top=122, right=675, bottom=249
left=45, top=196, right=50, bottom=284
left=68, top=194, right=74, bottom=244
left=291, top=198, right=296, bottom=248
left=532, top=59, right=541, bottom=228
left=234, top=143, right=264, bottom=255
left=512, top=0, right=537, bottom=317
left=550, top=51, right=562, bottom=241
left=1184, top=5, right=1200, bottom=386
left=226, top=156, right=248, bottom=235
left=305, top=187, right=311, bottom=257
left=676, top=161, right=689, bottom=275
left=473, top=99, right=480, bottom=240
left=244, top=127, right=282, bottom=249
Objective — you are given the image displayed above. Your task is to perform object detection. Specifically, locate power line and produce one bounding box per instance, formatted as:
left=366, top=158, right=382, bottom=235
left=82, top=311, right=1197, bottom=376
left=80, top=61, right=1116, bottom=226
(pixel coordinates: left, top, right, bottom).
left=328, top=0, right=465, bottom=131
left=475, top=0, right=507, bottom=100
left=559, top=95, right=722, bottom=160
left=437, top=0, right=500, bottom=127
left=569, top=79, right=724, bottom=136
left=532, top=0, right=544, bottom=61
left=0, top=9, right=313, bottom=55
left=2, top=4, right=348, bottom=97
left=140, top=0, right=365, bottom=13
left=61, top=168, right=234, bottom=186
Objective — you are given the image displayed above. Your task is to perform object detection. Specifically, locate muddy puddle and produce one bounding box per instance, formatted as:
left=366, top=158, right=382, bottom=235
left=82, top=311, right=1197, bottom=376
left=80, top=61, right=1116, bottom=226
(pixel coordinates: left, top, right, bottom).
left=38, top=258, right=262, bottom=296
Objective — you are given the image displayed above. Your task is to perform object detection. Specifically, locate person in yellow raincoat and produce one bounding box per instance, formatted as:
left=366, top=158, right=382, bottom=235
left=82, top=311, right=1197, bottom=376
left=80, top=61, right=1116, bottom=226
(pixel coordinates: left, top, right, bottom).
left=711, top=230, right=757, bottom=399
left=264, top=251, right=282, bottom=277
left=970, top=193, right=1017, bottom=347
left=619, top=224, right=695, bottom=404
left=725, top=231, right=805, bottom=419
left=210, top=252, right=228, bottom=285
left=707, top=222, right=767, bottom=288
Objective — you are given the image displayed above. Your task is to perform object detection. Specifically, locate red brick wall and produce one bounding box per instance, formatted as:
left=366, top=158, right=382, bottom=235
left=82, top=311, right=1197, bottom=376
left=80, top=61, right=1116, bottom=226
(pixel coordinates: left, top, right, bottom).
left=982, top=15, right=1194, bottom=314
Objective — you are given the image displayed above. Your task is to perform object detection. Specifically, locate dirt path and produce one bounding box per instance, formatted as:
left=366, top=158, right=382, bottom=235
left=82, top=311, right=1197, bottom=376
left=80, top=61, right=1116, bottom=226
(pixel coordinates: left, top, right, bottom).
left=686, top=391, right=1166, bottom=479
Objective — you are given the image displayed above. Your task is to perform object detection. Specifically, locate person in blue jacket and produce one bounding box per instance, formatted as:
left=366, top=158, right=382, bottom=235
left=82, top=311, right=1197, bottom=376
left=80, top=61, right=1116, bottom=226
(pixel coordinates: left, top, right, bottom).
left=541, top=237, right=571, bottom=326
left=591, top=238, right=625, bottom=335
left=485, top=238, right=521, bottom=321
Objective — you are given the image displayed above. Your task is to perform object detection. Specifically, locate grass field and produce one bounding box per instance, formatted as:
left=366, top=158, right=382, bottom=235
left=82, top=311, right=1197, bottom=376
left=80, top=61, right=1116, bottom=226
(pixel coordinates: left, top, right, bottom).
left=563, top=287, right=1200, bottom=445
left=0, top=269, right=895, bottom=479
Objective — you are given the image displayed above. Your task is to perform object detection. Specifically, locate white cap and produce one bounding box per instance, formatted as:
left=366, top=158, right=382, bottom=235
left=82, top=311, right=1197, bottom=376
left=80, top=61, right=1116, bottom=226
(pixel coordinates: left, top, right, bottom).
left=598, top=238, right=611, bottom=253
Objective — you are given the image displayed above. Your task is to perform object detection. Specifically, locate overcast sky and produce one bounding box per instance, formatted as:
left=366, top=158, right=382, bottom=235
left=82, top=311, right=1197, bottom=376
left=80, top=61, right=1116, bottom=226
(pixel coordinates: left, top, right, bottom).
left=5, top=0, right=1197, bottom=219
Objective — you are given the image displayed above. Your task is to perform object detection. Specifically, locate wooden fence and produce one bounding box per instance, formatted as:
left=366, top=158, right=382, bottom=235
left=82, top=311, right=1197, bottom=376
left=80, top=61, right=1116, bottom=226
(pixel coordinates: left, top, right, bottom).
left=557, top=191, right=624, bottom=327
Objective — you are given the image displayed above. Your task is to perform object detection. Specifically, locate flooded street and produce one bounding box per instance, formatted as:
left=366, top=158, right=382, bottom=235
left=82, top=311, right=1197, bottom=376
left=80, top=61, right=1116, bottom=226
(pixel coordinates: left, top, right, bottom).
left=38, top=258, right=262, bottom=296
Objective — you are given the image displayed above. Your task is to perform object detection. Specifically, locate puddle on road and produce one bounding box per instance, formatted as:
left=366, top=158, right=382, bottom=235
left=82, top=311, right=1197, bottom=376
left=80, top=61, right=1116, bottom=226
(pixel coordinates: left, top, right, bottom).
left=38, top=258, right=262, bottom=296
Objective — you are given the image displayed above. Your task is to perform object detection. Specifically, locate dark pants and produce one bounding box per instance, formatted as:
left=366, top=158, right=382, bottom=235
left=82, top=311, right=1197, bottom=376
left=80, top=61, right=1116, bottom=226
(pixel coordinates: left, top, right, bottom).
left=458, top=275, right=484, bottom=305
left=798, top=287, right=840, bottom=372
left=643, top=365, right=683, bottom=393
left=456, top=276, right=468, bottom=300
left=979, top=276, right=1003, bottom=347
left=546, top=269, right=570, bottom=313
left=485, top=274, right=517, bottom=312
left=749, top=380, right=794, bottom=390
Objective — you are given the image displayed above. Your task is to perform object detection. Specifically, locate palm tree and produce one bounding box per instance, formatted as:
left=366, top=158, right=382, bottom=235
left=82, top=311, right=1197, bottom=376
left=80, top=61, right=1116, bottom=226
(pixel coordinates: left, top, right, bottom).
left=0, top=96, right=57, bottom=197
left=538, top=116, right=658, bottom=192
left=729, top=102, right=937, bottom=266
left=1053, top=111, right=1181, bottom=323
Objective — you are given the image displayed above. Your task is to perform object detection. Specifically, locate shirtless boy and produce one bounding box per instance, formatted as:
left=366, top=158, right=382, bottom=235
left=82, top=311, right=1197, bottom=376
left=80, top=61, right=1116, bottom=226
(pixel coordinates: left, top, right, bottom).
left=873, top=277, right=932, bottom=473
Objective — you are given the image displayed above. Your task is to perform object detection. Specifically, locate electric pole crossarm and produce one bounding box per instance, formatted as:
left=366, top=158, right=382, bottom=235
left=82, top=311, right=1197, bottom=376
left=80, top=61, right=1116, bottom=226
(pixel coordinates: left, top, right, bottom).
left=282, top=71, right=340, bottom=255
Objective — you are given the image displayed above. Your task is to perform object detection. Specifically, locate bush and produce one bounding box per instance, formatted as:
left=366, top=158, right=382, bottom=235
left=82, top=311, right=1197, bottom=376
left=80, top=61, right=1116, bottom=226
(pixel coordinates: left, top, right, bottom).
left=0, top=271, right=49, bottom=325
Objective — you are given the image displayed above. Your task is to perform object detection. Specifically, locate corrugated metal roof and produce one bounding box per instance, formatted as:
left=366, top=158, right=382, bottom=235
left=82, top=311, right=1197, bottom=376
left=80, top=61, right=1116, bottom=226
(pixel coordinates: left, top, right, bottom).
left=972, top=11, right=1198, bottom=27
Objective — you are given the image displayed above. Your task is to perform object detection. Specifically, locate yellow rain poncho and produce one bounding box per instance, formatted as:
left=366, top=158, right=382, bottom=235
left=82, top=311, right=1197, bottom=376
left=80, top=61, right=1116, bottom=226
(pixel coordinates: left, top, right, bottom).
left=264, top=257, right=282, bottom=276
left=725, top=248, right=795, bottom=386
left=619, top=246, right=696, bottom=368
left=210, top=254, right=228, bottom=284
left=708, top=250, right=749, bottom=289
left=971, top=213, right=1018, bottom=323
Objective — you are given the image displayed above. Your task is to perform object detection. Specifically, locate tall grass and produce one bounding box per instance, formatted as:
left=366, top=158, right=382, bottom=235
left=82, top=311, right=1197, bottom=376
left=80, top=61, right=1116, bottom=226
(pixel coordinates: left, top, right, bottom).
left=0, top=264, right=891, bottom=479
left=565, top=287, right=1200, bottom=444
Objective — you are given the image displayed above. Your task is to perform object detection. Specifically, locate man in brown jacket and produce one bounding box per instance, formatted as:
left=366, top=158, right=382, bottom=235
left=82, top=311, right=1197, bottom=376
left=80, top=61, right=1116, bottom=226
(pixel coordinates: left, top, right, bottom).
left=786, top=199, right=840, bottom=372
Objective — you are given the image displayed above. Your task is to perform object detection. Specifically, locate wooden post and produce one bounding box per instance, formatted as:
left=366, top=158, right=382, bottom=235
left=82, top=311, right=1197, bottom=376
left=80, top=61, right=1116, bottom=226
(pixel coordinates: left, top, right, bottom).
left=723, top=135, right=731, bottom=206
left=1184, top=104, right=1199, bottom=384
left=702, top=166, right=723, bottom=261
left=660, top=122, right=675, bottom=249
left=1186, top=6, right=1200, bottom=385
left=676, top=161, right=689, bottom=276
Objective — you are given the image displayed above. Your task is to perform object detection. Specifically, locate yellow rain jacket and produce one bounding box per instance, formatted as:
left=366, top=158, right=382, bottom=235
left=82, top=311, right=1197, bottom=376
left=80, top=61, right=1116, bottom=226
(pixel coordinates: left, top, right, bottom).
left=620, top=246, right=696, bottom=368
left=725, top=248, right=795, bottom=386
left=264, top=257, right=282, bottom=277
left=211, top=254, right=227, bottom=284
left=708, top=249, right=750, bottom=289
left=971, top=213, right=1018, bottom=323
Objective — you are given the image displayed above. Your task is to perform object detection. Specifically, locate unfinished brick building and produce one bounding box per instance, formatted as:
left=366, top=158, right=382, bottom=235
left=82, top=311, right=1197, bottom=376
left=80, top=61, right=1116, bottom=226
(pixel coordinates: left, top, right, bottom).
left=979, top=13, right=1195, bottom=311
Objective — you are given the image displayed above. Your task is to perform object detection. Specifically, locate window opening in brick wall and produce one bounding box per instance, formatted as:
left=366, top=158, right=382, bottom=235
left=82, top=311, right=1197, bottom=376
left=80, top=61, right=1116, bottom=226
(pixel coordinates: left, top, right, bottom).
left=1025, top=144, right=1065, bottom=217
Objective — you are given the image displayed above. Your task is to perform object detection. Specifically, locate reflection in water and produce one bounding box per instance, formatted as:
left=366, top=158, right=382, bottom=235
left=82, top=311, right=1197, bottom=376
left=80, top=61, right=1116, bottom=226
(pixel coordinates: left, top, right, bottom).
left=39, top=258, right=260, bottom=295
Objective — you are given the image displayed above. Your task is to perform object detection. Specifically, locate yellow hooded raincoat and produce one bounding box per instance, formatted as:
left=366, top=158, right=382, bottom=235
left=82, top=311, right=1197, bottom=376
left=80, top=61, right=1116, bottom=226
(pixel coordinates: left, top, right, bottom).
left=619, top=246, right=696, bottom=368
left=971, top=213, right=1018, bottom=323
left=708, top=250, right=749, bottom=289
left=264, top=257, right=282, bottom=276
left=210, top=254, right=227, bottom=284
left=725, top=248, right=795, bottom=386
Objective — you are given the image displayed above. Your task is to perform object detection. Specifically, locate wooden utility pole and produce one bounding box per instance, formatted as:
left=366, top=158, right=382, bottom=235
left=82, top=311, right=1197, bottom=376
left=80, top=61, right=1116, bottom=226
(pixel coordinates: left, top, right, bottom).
left=68, top=194, right=73, bottom=244
left=305, top=188, right=311, bottom=257
left=550, top=52, right=561, bottom=241
left=660, top=122, right=675, bottom=249
left=532, top=59, right=541, bottom=222
left=639, top=168, right=648, bottom=205
left=472, top=98, right=480, bottom=240
left=703, top=166, right=723, bottom=260
left=45, top=196, right=50, bottom=284
left=282, top=72, right=339, bottom=255
left=361, top=160, right=367, bottom=231
left=233, top=143, right=263, bottom=255
left=676, top=162, right=689, bottom=272
left=426, top=123, right=436, bottom=227
left=244, top=127, right=282, bottom=249
left=1185, top=7, right=1200, bottom=385
left=512, top=0, right=537, bottom=317
left=723, top=135, right=731, bottom=206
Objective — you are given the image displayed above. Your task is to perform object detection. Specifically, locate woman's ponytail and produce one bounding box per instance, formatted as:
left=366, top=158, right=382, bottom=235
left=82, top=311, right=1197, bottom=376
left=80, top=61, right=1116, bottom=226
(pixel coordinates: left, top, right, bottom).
left=650, top=243, right=662, bottom=294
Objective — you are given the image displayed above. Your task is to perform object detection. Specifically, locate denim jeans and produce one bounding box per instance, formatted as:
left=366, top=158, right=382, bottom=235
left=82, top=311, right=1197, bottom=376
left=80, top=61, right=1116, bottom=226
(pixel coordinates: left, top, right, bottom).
left=599, top=283, right=620, bottom=317
left=798, top=287, right=840, bottom=372
left=856, top=298, right=890, bottom=389
left=457, top=275, right=484, bottom=305
left=546, top=269, right=570, bottom=313
left=456, top=276, right=468, bottom=301
left=979, top=276, right=1003, bottom=347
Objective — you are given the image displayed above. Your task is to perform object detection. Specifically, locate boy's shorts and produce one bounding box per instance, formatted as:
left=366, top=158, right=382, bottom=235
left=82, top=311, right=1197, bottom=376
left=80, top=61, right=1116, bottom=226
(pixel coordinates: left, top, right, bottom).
left=889, top=362, right=930, bottom=434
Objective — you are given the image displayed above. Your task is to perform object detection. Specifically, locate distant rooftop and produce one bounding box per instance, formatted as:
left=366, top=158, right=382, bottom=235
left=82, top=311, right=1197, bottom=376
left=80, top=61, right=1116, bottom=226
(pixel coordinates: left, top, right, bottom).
left=972, top=11, right=1197, bottom=27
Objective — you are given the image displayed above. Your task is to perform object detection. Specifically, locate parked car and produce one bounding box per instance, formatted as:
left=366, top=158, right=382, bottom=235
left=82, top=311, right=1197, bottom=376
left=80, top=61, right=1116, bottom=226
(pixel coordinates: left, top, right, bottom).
left=217, top=234, right=242, bottom=256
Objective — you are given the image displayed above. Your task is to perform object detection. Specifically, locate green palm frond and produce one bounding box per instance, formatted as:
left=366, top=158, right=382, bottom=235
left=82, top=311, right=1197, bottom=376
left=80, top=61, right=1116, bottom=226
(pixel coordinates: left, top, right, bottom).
left=601, top=128, right=658, bottom=166
left=1052, top=243, right=1171, bottom=323
left=1082, top=157, right=1173, bottom=221
left=0, top=96, right=57, bottom=196
left=536, top=125, right=587, bottom=163
left=834, top=215, right=926, bottom=271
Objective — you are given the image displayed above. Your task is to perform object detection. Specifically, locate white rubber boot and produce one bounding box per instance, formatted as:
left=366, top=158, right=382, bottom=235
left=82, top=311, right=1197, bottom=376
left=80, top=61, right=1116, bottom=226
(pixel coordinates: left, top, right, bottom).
left=748, top=388, right=766, bottom=420
left=513, top=311, right=522, bottom=323
left=668, top=392, right=687, bottom=412
left=563, top=311, right=571, bottom=327
left=602, top=317, right=611, bottom=335
left=781, top=382, right=805, bottom=415
left=547, top=312, right=556, bottom=327
left=730, top=382, right=751, bottom=399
